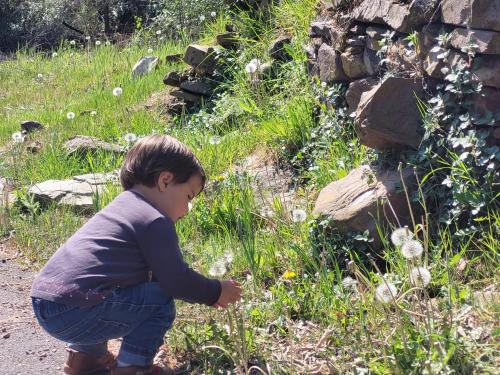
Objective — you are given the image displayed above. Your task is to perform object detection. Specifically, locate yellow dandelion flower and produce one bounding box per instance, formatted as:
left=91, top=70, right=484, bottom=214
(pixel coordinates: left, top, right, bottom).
left=283, top=271, right=296, bottom=279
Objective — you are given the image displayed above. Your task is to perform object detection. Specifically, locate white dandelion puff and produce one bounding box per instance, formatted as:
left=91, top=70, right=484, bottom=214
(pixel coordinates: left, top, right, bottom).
left=70, top=40, right=76, bottom=46
left=124, top=133, right=137, bottom=144
left=401, top=239, right=424, bottom=259
left=375, top=282, right=398, bottom=303
left=292, top=209, right=307, bottom=223
left=147, top=48, right=153, bottom=54
left=52, top=52, right=58, bottom=58
left=85, top=36, right=91, bottom=41
left=245, top=59, right=261, bottom=74
left=409, top=267, right=431, bottom=287
left=66, top=112, right=75, bottom=120
left=199, top=15, right=206, bottom=22
left=95, top=40, right=101, bottom=46
left=113, top=87, right=123, bottom=96
left=391, top=226, right=414, bottom=246
left=342, top=276, right=358, bottom=289
left=188, top=202, right=193, bottom=212
left=210, top=11, right=217, bottom=17
left=105, top=41, right=111, bottom=46
left=223, top=251, right=234, bottom=264
left=37, top=73, right=43, bottom=79
left=209, top=136, right=221, bottom=145
left=209, top=261, right=227, bottom=277
left=156, top=30, right=162, bottom=35
left=90, top=110, right=97, bottom=116
left=12, top=132, right=25, bottom=143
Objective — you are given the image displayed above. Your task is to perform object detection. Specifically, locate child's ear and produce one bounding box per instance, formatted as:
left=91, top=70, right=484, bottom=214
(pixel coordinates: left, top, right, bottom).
left=157, top=171, right=174, bottom=192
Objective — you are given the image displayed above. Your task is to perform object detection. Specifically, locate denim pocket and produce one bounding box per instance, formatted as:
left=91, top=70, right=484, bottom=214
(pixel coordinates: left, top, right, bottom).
left=32, top=298, right=76, bottom=322
left=68, top=318, right=132, bottom=344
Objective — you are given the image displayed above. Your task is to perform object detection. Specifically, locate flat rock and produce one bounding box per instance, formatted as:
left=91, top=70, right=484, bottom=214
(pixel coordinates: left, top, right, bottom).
left=313, top=165, right=415, bottom=247
left=131, top=56, right=159, bottom=79
left=354, top=77, right=424, bottom=150
left=20, top=120, right=44, bottom=133
left=449, top=28, right=500, bottom=55
left=317, top=43, right=348, bottom=83
left=441, top=0, right=500, bottom=32
left=63, top=135, right=125, bottom=156
left=170, top=89, right=204, bottom=105
left=28, top=171, right=119, bottom=211
left=341, top=47, right=369, bottom=79
left=183, top=44, right=220, bottom=75
left=180, top=79, right=214, bottom=96
left=163, top=71, right=188, bottom=87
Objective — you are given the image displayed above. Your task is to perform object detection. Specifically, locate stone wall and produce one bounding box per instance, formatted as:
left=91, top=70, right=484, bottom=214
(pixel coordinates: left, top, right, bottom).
left=309, top=0, right=499, bottom=246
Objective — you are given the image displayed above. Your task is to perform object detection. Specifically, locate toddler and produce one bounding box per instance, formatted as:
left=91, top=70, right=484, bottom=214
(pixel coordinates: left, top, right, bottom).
left=31, top=135, right=242, bottom=375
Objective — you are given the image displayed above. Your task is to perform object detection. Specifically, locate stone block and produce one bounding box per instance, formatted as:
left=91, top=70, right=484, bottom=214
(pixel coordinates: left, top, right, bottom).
left=317, top=43, right=348, bottom=83
left=441, top=0, right=500, bottom=32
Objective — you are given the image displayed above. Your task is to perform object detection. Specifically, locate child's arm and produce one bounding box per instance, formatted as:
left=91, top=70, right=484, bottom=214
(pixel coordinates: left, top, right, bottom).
left=212, top=280, right=242, bottom=308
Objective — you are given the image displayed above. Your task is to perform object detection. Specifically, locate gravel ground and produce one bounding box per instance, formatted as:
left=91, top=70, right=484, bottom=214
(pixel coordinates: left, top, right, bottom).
left=0, top=254, right=67, bottom=375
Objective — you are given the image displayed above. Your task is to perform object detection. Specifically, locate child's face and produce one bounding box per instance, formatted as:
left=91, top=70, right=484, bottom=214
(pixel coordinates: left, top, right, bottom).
left=158, top=172, right=203, bottom=223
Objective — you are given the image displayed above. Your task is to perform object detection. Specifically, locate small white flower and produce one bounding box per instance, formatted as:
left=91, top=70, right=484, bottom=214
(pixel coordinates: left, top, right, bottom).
left=209, top=136, right=221, bottom=145
left=147, top=48, right=153, bottom=54
left=37, top=73, right=43, bottom=79
left=210, top=11, right=217, bottom=17
left=209, top=261, right=227, bottom=277
left=113, top=87, right=123, bottom=96
left=156, top=30, right=162, bottom=35
left=401, top=239, right=424, bottom=259
left=342, top=276, right=358, bottom=289
left=11, top=132, right=25, bottom=143
left=292, top=209, right=307, bottom=223
left=409, top=267, right=431, bottom=287
left=391, top=226, right=414, bottom=247
left=52, top=52, right=58, bottom=58
left=375, top=282, right=398, bottom=303
left=188, top=202, right=193, bottom=212
left=123, top=133, right=137, bottom=143
left=320, top=81, right=327, bottom=87
left=66, top=112, right=75, bottom=120
left=95, top=40, right=101, bottom=46
left=85, top=36, right=91, bottom=40
left=105, top=41, right=111, bottom=46
left=70, top=40, right=76, bottom=46
left=199, top=15, right=206, bottom=22
left=90, top=110, right=97, bottom=116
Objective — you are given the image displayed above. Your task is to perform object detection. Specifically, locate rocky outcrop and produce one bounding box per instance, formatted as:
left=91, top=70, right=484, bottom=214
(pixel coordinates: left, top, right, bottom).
left=441, top=0, right=500, bottom=32
left=449, top=28, right=500, bottom=55
left=63, top=136, right=125, bottom=156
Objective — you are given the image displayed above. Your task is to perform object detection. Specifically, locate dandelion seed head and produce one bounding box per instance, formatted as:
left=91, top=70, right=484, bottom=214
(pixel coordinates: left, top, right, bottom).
left=210, top=11, right=217, bottom=17
left=209, top=261, right=227, bottom=277
left=90, top=110, right=97, bottom=116
left=66, top=112, right=75, bottom=120
left=223, top=251, right=234, bottom=264
left=124, top=133, right=137, bottom=144
left=113, top=87, right=123, bottom=96
left=156, top=30, right=162, bottom=35
left=292, top=209, right=307, bottom=223
left=209, top=136, right=221, bottom=145
left=12, top=132, right=25, bottom=143
left=147, top=48, right=153, bottom=54
left=37, top=73, right=43, bottom=79
left=199, top=15, right=206, bottom=22
left=95, top=40, right=101, bottom=46
left=245, top=59, right=261, bottom=74
left=391, top=226, right=414, bottom=246
left=70, top=40, right=76, bottom=46
left=401, top=239, right=423, bottom=259
left=85, top=36, right=90, bottom=40
left=409, top=267, right=431, bottom=287
left=52, top=52, right=58, bottom=58
left=105, top=41, right=111, bottom=46
left=375, top=282, right=398, bottom=303
left=342, top=276, right=358, bottom=289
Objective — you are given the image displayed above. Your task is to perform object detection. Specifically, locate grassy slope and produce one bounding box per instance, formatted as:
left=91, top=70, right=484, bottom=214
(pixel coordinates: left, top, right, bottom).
left=0, top=1, right=498, bottom=374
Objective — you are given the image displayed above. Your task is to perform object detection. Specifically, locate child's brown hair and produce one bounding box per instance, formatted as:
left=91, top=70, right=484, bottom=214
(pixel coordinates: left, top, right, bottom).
left=120, top=135, right=206, bottom=191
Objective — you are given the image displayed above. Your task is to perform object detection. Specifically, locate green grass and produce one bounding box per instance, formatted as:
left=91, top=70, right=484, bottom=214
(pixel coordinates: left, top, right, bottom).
left=1, top=1, right=498, bottom=373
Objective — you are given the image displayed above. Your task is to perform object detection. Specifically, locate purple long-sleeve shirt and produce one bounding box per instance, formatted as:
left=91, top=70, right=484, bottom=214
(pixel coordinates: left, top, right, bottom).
left=30, top=190, right=221, bottom=307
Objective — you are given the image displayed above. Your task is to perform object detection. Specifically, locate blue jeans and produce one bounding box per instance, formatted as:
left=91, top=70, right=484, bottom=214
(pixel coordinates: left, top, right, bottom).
left=32, top=282, right=175, bottom=367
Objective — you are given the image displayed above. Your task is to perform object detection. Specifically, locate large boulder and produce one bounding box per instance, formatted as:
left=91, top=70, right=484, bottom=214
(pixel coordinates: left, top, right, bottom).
left=441, top=0, right=500, bottom=32
left=317, top=43, right=347, bottom=83
left=183, top=44, right=220, bottom=75
left=28, top=172, right=120, bottom=212
left=131, top=56, right=159, bottom=79
left=313, top=165, right=415, bottom=247
left=449, top=28, right=500, bottom=55
left=346, top=77, right=378, bottom=114
left=353, top=0, right=438, bottom=33
left=354, top=77, right=424, bottom=150
left=63, top=135, right=126, bottom=156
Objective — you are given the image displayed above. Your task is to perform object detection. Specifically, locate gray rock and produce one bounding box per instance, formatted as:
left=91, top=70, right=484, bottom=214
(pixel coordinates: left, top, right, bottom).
left=216, top=32, right=239, bottom=49
left=163, top=71, right=188, bottom=87
left=473, top=55, right=500, bottom=88
left=313, top=165, right=415, bottom=247
left=441, top=0, right=500, bottom=32
left=418, top=23, right=453, bottom=59
left=63, top=135, right=125, bottom=156
left=170, top=89, right=204, bottom=105
left=346, top=77, right=378, bottom=114
left=363, top=48, right=381, bottom=76
left=28, top=171, right=119, bottom=211
left=183, top=44, right=220, bottom=75
left=341, top=47, right=369, bottom=79
left=471, top=87, right=500, bottom=126
left=310, top=21, right=333, bottom=38
left=165, top=53, right=182, bottom=63
left=180, top=79, right=214, bottom=96
left=269, top=35, right=293, bottom=62
left=354, top=77, right=425, bottom=150
left=20, top=121, right=44, bottom=133
left=131, top=56, right=159, bottom=79
left=450, top=28, right=500, bottom=55
left=423, top=48, right=468, bottom=79
left=317, top=43, right=347, bottom=83
left=354, top=0, right=438, bottom=33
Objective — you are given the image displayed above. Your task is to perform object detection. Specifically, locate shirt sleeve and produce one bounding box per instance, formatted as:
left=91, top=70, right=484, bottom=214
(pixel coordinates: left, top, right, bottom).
left=137, top=217, right=221, bottom=306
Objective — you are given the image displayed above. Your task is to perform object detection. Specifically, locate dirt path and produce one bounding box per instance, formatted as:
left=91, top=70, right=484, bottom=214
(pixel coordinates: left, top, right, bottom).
left=0, top=252, right=67, bottom=374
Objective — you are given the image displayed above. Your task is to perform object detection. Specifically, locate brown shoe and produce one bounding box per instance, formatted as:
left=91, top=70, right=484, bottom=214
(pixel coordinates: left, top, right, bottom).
left=64, top=348, right=116, bottom=375
left=111, top=364, right=174, bottom=375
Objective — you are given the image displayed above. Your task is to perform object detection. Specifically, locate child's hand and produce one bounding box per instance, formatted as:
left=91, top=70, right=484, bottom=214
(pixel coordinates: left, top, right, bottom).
left=213, top=280, right=242, bottom=308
